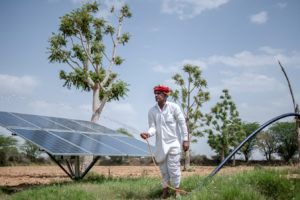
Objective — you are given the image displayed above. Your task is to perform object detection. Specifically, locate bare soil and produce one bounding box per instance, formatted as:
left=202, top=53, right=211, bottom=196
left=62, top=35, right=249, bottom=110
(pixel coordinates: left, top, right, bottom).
left=0, top=165, right=256, bottom=187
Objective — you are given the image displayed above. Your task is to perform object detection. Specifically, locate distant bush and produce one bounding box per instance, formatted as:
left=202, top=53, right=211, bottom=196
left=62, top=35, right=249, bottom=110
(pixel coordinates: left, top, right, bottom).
left=0, top=135, right=20, bottom=166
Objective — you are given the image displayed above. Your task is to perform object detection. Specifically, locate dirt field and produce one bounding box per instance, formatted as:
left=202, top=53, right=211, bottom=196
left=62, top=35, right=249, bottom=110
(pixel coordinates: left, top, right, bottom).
left=0, top=165, right=259, bottom=187
left=2, top=165, right=298, bottom=188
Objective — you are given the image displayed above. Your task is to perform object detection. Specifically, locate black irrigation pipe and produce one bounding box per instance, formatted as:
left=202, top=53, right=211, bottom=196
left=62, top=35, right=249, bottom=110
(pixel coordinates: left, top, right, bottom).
left=196, top=112, right=300, bottom=191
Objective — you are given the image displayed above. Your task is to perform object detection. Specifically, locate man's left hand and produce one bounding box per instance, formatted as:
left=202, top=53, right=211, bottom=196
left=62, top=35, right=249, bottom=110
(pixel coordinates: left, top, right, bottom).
left=183, top=141, right=189, bottom=152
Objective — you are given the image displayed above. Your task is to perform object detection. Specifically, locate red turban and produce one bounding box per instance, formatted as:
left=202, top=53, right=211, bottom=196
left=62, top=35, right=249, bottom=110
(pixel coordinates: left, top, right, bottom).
left=153, top=85, right=172, bottom=95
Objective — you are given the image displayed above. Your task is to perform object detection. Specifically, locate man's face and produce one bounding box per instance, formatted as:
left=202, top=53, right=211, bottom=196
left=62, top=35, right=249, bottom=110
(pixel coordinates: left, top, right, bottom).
left=154, top=91, right=167, bottom=103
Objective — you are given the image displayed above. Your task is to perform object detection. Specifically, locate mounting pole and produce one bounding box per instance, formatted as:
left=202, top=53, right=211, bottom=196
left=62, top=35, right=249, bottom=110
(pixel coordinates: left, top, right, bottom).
left=74, top=156, right=81, bottom=179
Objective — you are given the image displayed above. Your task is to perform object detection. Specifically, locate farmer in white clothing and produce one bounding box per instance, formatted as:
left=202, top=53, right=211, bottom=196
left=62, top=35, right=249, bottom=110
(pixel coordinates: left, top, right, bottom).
left=140, top=85, right=189, bottom=199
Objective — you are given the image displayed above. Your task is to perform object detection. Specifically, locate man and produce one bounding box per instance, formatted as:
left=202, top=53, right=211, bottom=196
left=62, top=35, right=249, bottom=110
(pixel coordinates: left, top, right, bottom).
left=140, top=84, right=189, bottom=199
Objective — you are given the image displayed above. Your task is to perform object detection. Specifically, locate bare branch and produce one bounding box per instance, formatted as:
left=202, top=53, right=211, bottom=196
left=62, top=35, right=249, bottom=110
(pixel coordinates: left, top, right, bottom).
left=69, top=57, right=81, bottom=68
left=278, top=60, right=297, bottom=112
left=101, top=16, right=123, bottom=88
left=86, top=75, right=95, bottom=88
left=66, top=60, right=76, bottom=70
left=77, top=28, right=97, bottom=71
left=190, top=85, right=196, bottom=94
left=103, top=51, right=111, bottom=63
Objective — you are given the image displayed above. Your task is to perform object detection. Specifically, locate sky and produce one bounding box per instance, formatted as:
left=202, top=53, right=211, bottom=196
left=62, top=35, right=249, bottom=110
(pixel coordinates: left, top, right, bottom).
left=0, top=0, right=300, bottom=158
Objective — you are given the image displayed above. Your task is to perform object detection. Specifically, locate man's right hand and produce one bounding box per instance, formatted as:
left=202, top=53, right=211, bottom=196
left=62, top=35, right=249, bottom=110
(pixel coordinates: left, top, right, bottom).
left=140, top=132, right=150, bottom=140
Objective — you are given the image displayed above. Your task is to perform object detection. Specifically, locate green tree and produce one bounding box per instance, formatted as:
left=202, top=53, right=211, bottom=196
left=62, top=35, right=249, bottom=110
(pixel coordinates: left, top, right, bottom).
left=48, top=2, right=132, bottom=122
left=269, top=122, right=297, bottom=162
left=0, top=134, right=19, bottom=166
left=240, top=122, right=260, bottom=162
left=21, top=140, right=41, bottom=162
left=117, top=128, right=133, bottom=137
left=170, top=64, right=209, bottom=170
left=205, top=89, right=242, bottom=161
left=256, top=130, right=277, bottom=161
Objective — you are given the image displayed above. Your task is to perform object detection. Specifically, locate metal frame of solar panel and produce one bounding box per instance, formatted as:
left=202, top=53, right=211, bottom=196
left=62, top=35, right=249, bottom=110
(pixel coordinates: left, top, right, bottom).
left=0, top=111, right=153, bottom=180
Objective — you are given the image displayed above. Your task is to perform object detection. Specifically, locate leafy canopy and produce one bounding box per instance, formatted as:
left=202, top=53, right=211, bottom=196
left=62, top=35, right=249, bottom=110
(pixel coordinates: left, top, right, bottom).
left=48, top=1, right=131, bottom=102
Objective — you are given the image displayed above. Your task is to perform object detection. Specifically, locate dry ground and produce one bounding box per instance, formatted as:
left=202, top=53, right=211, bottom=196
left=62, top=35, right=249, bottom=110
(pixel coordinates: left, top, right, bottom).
left=0, top=165, right=259, bottom=187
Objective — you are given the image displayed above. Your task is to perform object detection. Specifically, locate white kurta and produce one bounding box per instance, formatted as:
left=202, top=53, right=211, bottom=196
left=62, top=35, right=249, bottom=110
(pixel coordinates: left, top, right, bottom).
left=147, top=101, right=188, bottom=163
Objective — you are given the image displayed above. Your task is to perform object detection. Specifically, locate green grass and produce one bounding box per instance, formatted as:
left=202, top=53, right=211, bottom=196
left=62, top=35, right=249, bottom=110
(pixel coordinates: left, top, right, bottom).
left=1, top=167, right=299, bottom=200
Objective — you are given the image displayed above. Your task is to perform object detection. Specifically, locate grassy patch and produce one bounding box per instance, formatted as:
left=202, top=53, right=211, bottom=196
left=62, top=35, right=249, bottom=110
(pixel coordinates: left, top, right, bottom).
left=184, top=167, right=300, bottom=200
left=2, top=167, right=300, bottom=200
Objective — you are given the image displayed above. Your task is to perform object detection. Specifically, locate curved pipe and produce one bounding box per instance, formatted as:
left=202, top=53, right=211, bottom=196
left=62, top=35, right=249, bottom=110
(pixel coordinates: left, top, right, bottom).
left=192, top=112, right=300, bottom=192
left=207, top=112, right=300, bottom=178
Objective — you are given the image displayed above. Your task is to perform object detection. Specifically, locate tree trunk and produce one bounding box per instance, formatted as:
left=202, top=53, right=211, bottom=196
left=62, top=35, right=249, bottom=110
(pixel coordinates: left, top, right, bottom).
left=183, top=150, right=190, bottom=171
left=232, top=154, right=236, bottom=166
left=268, top=153, right=272, bottom=162
left=91, top=85, right=100, bottom=122
left=244, top=153, right=249, bottom=163
left=183, top=115, right=190, bottom=171
left=264, top=153, right=268, bottom=161
left=221, top=148, right=225, bottom=161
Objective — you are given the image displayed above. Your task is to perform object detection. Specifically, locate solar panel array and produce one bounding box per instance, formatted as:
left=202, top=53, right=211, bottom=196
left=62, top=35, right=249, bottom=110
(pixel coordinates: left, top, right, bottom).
left=0, top=111, right=153, bottom=157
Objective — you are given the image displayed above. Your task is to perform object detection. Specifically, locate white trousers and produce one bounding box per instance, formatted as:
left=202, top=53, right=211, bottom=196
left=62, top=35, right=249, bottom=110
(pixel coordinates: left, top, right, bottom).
left=159, top=153, right=181, bottom=188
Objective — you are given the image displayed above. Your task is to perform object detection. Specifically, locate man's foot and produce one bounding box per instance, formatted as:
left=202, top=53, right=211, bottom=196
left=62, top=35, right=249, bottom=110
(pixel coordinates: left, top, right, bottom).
left=175, top=188, right=181, bottom=198
left=161, top=187, right=169, bottom=199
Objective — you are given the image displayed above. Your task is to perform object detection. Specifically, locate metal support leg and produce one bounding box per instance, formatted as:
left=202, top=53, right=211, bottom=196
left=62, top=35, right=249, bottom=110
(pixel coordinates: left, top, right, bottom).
left=47, top=153, right=73, bottom=179
left=74, top=156, right=81, bottom=180
left=66, top=159, right=75, bottom=177
left=80, top=156, right=100, bottom=179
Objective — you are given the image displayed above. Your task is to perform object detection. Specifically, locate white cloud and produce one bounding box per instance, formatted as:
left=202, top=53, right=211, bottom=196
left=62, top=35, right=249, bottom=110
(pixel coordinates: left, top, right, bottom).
left=219, top=70, right=236, bottom=76
left=150, top=27, right=160, bottom=32
left=70, top=0, right=87, bottom=4
left=276, top=2, right=287, bottom=9
left=0, top=74, right=38, bottom=95
left=152, top=47, right=300, bottom=74
left=162, top=0, right=230, bottom=20
left=153, top=59, right=207, bottom=74
left=220, top=73, right=285, bottom=93
left=153, top=64, right=179, bottom=74
left=67, top=0, right=126, bottom=19
left=206, top=47, right=300, bottom=68
left=258, top=46, right=284, bottom=55
left=95, top=0, right=126, bottom=19
left=250, top=11, right=268, bottom=24
left=208, top=51, right=275, bottom=67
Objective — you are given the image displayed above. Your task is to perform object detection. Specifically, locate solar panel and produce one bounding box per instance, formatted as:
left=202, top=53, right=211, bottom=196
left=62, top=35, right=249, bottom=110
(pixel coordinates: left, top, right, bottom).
left=0, top=111, right=37, bottom=128
left=13, top=113, right=69, bottom=131
left=75, top=119, right=118, bottom=134
left=83, top=133, right=149, bottom=156
left=112, top=135, right=154, bottom=153
left=45, top=117, right=96, bottom=132
left=50, top=131, right=125, bottom=156
left=11, top=128, right=90, bottom=155
left=0, top=111, right=152, bottom=157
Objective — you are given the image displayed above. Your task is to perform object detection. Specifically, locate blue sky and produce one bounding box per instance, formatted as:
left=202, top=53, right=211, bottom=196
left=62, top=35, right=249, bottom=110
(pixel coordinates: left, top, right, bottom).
left=1, top=0, right=300, bottom=157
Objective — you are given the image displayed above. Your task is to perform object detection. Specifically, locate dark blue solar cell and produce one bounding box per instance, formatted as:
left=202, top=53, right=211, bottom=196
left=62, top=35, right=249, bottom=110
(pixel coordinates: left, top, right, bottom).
left=0, top=111, right=36, bottom=128
left=13, top=113, right=69, bottom=130
left=45, top=117, right=96, bottom=132
left=84, top=133, right=149, bottom=156
left=75, top=120, right=118, bottom=134
left=112, top=136, right=153, bottom=155
left=50, top=131, right=124, bottom=156
left=11, top=128, right=90, bottom=155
